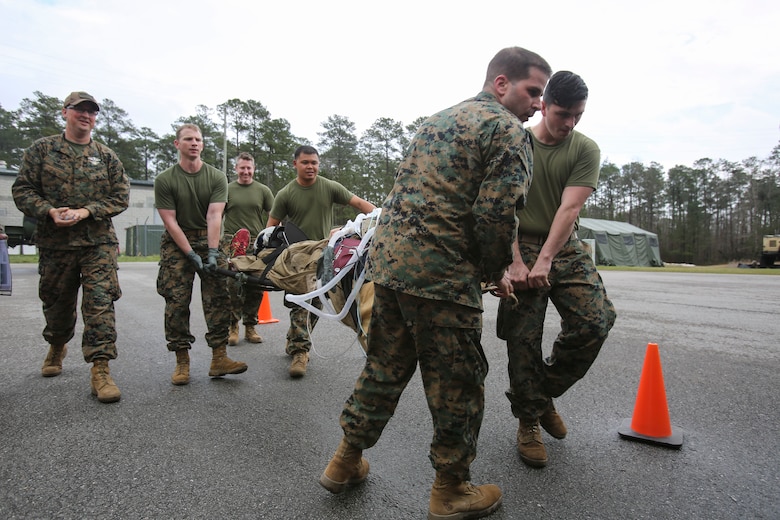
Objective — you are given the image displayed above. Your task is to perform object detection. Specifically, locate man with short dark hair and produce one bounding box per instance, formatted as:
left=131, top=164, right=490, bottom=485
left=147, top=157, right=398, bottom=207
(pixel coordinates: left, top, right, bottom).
left=497, top=71, right=617, bottom=468
left=12, top=91, right=129, bottom=403
left=267, top=145, right=375, bottom=378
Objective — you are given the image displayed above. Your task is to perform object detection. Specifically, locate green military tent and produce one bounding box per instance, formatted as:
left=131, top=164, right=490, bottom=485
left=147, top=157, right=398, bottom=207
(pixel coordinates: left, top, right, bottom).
left=577, top=218, right=663, bottom=267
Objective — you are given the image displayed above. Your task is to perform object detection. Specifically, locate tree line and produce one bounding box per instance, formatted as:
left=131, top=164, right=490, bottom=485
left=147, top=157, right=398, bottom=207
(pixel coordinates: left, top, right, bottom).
left=2, top=91, right=779, bottom=265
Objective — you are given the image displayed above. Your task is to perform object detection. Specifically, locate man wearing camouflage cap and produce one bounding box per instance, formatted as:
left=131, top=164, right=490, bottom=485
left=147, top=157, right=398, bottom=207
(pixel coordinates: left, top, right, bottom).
left=12, top=91, right=129, bottom=404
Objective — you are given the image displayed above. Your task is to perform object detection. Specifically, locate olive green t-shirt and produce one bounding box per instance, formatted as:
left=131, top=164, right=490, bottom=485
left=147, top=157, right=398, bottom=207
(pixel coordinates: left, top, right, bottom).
left=154, top=163, right=228, bottom=230
left=223, top=181, right=274, bottom=236
left=269, top=176, right=353, bottom=240
left=518, top=130, right=600, bottom=236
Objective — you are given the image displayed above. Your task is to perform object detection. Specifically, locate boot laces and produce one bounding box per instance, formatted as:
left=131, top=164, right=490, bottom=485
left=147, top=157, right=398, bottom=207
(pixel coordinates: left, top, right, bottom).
left=518, top=421, right=542, bottom=443
left=462, top=482, right=479, bottom=495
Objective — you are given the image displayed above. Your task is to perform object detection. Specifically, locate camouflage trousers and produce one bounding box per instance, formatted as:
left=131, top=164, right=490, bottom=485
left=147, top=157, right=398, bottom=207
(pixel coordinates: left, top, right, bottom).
left=38, top=245, right=120, bottom=362
left=498, top=239, right=616, bottom=421
left=341, top=284, right=487, bottom=481
left=227, top=279, right=264, bottom=327
left=156, top=231, right=230, bottom=351
left=220, top=235, right=263, bottom=327
left=284, top=299, right=321, bottom=355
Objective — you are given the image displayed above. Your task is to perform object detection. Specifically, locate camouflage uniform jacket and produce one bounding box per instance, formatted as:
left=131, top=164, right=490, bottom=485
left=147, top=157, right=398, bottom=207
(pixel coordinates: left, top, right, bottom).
left=12, top=134, right=129, bottom=249
left=369, top=91, right=533, bottom=310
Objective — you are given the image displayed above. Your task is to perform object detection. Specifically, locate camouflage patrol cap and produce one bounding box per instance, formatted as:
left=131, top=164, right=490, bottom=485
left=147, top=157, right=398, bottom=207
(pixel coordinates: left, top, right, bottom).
left=63, top=91, right=100, bottom=111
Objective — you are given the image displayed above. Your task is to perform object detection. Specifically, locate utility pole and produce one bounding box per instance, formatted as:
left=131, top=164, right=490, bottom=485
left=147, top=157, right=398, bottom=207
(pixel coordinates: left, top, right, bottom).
left=222, top=109, right=228, bottom=178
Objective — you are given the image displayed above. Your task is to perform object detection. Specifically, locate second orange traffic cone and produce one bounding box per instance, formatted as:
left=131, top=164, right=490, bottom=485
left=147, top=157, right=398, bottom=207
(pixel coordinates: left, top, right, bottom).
left=257, top=292, right=279, bottom=324
left=618, top=342, right=683, bottom=448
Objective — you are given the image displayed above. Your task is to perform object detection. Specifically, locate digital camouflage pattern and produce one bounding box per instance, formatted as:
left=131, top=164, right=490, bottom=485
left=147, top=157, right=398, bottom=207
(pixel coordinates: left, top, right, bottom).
left=12, top=133, right=128, bottom=362
left=368, top=91, right=534, bottom=311
left=12, top=134, right=129, bottom=249
left=285, top=302, right=320, bottom=355
left=498, top=240, right=616, bottom=420
left=157, top=232, right=231, bottom=350
left=339, top=91, right=535, bottom=481
left=220, top=234, right=263, bottom=327
left=341, top=285, right=485, bottom=481
left=38, top=246, right=121, bottom=361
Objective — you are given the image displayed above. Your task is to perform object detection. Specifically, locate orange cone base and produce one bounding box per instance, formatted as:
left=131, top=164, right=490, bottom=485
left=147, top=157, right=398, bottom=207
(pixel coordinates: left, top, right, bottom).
left=618, top=418, right=683, bottom=448
left=257, top=292, right=279, bottom=324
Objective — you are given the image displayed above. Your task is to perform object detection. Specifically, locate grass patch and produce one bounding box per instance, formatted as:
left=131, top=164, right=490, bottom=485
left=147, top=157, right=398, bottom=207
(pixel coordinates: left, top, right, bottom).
left=8, top=253, right=778, bottom=274
left=8, top=254, right=39, bottom=264
left=118, top=255, right=159, bottom=262
left=9, top=254, right=160, bottom=263
left=599, top=265, right=780, bottom=275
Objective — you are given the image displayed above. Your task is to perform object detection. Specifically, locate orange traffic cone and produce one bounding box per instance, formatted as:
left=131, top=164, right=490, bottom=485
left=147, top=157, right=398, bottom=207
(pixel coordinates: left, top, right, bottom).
left=257, top=292, right=279, bottom=324
left=618, top=343, right=683, bottom=448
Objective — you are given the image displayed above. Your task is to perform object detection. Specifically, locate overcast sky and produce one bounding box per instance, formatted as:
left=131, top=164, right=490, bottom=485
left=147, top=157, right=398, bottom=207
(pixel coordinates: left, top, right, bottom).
left=2, top=0, right=778, bottom=171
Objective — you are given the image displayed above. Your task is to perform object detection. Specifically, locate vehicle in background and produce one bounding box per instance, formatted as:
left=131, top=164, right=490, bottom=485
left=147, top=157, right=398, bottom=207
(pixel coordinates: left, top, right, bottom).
left=5, top=216, right=36, bottom=249
left=759, top=234, right=780, bottom=268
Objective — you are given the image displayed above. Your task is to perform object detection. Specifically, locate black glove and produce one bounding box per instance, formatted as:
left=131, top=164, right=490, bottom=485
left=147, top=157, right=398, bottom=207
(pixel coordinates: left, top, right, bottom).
left=186, top=250, right=205, bottom=276
left=205, top=247, right=220, bottom=273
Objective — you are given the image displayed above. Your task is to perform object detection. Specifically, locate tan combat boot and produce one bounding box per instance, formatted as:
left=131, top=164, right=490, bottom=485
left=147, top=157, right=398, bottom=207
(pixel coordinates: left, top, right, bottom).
left=228, top=322, right=240, bottom=346
left=428, top=472, right=502, bottom=520
left=41, top=344, right=67, bottom=377
left=209, top=345, right=248, bottom=377
left=90, top=359, right=121, bottom=403
left=289, top=351, right=309, bottom=378
left=171, top=349, right=190, bottom=386
left=517, top=419, right=547, bottom=468
left=539, top=401, right=567, bottom=439
left=319, top=437, right=370, bottom=494
left=244, top=325, right=263, bottom=344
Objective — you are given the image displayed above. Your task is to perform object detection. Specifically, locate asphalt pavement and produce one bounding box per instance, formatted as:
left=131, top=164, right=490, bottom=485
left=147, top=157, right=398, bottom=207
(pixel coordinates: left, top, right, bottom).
left=1, top=263, right=778, bottom=519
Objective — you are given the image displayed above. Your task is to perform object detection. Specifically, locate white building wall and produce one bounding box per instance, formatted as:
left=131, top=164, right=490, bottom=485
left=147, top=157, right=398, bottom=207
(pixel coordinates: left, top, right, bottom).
left=1, top=169, right=160, bottom=254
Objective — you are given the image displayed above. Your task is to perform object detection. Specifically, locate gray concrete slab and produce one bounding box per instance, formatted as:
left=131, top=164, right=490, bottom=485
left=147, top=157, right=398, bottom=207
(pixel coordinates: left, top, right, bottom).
left=1, top=263, right=778, bottom=519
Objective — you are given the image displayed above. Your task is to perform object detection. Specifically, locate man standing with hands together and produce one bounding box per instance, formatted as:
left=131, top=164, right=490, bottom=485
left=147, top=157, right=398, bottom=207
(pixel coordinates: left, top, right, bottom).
left=13, top=91, right=129, bottom=403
